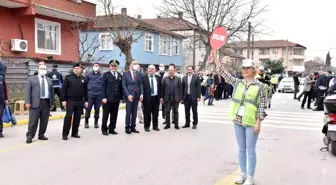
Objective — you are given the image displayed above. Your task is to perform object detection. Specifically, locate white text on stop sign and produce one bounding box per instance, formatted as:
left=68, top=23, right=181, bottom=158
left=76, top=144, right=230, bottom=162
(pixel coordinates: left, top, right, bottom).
left=212, top=34, right=225, bottom=42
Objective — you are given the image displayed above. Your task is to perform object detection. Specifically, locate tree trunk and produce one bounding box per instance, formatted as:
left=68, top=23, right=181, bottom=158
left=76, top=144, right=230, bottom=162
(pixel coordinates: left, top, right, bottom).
left=199, top=47, right=211, bottom=71
left=123, top=49, right=133, bottom=71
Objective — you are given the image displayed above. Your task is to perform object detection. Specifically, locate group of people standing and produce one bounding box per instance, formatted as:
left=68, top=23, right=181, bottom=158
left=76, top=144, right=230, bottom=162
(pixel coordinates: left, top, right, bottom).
left=21, top=59, right=202, bottom=144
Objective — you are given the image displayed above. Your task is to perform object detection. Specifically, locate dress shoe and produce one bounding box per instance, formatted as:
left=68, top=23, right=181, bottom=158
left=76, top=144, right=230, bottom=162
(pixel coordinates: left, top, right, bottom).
left=38, top=136, right=48, bottom=140
left=153, top=127, right=160, bottom=131
left=175, top=125, right=180, bottom=130
left=62, top=136, right=68, bottom=140
left=192, top=125, right=197, bottom=129
left=125, top=129, right=132, bottom=134
left=131, top=129, right=140, bottom=133
left=182, top=124, right=190, bottom=128
left=164, top=125, right=170, bottom=129
left=301, top=107, right=304, bottom=109
left=102, top=132, right=109, bottom=136
left=0, top=132, right=4, bottom=138
left=109, top=130, right=118, bottom=135
left=26, top=138, right=32, bottom=144
left=71, top=135, right=81, bottom=138
left=94, top=118, right=99, bottom=128
left=145, top=128, right=150, bottom=132
left=307, top=107, right=312, bottom=109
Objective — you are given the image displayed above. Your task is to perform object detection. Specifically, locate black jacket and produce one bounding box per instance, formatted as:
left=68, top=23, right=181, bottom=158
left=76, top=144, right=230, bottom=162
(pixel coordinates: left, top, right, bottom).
left=142, top=74, right=161, bottom=105
left=61, top=73, right=88, bottom=102
left=102, top=71, right=123, bottom=103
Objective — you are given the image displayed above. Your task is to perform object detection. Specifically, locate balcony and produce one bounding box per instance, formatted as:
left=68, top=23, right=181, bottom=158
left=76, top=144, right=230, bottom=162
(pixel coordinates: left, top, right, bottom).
left=0, top=0, right=29, bottom=8
left=293, top=54, right=305, bottom=59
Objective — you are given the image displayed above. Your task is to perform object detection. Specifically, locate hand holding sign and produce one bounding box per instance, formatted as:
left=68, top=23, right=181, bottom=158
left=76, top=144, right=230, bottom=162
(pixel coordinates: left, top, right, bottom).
left=209, top=27, right=228, bottom=63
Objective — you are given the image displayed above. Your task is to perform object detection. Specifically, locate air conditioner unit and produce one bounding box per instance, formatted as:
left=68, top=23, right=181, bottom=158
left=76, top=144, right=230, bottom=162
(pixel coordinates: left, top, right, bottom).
left=11, top=39, right=28, bottom=52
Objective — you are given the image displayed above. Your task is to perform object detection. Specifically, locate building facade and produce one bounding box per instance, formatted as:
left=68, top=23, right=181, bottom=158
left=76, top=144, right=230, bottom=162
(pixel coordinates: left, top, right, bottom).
left=144, top=14, right=210, bottom=73
left=0, top=0, right=96, bottom=61
left=80, top=8, right=184, bottom=71
left=233, top=40, right=306, bottom=73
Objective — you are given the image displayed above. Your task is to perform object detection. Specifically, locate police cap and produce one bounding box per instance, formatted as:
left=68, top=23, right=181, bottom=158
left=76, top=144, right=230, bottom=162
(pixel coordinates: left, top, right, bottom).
left=109, top=60, right=119, bottom=66
left=73, top=62, right=83, bottom=68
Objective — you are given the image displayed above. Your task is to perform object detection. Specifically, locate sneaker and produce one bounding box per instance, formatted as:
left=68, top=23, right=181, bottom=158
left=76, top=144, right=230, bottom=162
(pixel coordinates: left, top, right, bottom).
left=235, top=173, right=247, bottom=184
left=243, top=175, right=254, bottom=185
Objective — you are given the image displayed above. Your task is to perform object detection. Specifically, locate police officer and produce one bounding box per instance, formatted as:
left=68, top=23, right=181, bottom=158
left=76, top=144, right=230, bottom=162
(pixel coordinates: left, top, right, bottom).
left=101, top=60, right=123, bottom=135
left=47, top=64, right=64, bottom=111
left=61, top=62, right=88, bottom=140
left=85, top=62, right=103, bottom=128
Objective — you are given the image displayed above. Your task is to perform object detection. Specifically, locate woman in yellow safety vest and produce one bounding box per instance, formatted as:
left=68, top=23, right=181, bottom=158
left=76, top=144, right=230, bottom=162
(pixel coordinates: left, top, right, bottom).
left=215, top=58, right=267, bottom=185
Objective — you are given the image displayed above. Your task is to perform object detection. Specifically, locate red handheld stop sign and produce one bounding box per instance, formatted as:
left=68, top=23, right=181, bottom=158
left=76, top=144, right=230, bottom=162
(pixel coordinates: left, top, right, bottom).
left=210, top=27, right=228, bottom=50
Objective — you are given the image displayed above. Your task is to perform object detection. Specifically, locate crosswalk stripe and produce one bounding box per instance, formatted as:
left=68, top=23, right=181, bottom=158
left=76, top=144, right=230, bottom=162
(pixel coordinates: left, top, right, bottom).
left=201, top=120, right=321, bottom=131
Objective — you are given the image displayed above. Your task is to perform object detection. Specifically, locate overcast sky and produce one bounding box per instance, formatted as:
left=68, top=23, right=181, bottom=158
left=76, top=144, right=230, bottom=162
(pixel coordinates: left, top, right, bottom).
left=87, top=0, right=336, bottom=65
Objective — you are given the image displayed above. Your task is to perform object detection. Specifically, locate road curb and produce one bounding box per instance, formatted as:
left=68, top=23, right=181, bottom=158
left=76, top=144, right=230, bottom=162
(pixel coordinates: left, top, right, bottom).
left=3, top=105, right=126, bottom=128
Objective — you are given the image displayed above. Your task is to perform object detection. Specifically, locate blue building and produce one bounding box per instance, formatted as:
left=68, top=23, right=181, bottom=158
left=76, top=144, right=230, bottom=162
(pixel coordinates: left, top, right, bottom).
left=80, top=8, right=184, bottom=71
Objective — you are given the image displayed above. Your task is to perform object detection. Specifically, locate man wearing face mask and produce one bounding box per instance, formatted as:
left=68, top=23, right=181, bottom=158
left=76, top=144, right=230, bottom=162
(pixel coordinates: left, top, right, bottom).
left=85, top=62, right=103, bottom=128
left=61, top=62, right=88, bottom=140
left=47, top=64, right=64, bottom=111
left=24, top=65, right=55, bottom=143
left=156, top=64, right=168, bottom=119
left=122, top=60, right=143, bottom=134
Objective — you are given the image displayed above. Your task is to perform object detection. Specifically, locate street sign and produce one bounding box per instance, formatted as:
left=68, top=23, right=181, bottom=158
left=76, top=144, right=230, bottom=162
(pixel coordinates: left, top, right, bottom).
left=210, top=27, right=228, bottom=50
left=209, top=27, right=228, bottom=63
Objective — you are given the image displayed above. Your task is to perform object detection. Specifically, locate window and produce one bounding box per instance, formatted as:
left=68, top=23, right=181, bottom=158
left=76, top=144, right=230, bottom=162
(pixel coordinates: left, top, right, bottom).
left=293, top=60, right=301, bottom=66
left=272, top=48, right=278, bottom=55
left=35, top=18, right=61, bottom=55
left=172, top=39, right=179, bottom=55
left=259, top=48, right=270, bottom=55
left=159, top=34, right=171, bottom=55
left=294, top=49, right=302, bottom=55
left=259, top=59, right=268, bottom=66
left=99, top=33, right=113, bottom=50
left=144, top=34, right=154, bottom=52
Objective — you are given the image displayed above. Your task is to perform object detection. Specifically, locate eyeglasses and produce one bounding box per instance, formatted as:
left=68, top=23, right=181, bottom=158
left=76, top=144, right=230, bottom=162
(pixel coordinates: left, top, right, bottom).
left=111, top=65, right=117, bottom=67
left=242, top=67, right=252, bottom=70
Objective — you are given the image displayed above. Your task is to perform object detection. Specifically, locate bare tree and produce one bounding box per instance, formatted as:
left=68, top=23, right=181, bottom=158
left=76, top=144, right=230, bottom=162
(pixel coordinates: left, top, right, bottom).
left=67, top=19, right=107, bottom=63
left=157, top=0, right=267, bottom=70
left=97, top=0, right=144, bottom=70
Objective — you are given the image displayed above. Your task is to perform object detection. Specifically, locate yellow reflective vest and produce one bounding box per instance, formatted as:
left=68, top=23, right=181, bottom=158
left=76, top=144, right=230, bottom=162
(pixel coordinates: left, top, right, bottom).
left=228, top=81, right=264, bottom=126
left=270, top=77, right=277, bottom=84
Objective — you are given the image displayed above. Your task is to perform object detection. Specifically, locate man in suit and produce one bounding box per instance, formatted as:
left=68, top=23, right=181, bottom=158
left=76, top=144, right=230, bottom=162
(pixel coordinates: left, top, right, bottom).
left=24, top=64, right=55, bottom=144
left=182, top=66, right=201, bottom=129
left=301, top=73, right=315, bottom=109
left=101, top=60, right=123, bottom=135
left=161, top=64, right=182, bottom=130
left=122, top=60, right=143, bottom=134
left=143, top=65, right=161, bottom=132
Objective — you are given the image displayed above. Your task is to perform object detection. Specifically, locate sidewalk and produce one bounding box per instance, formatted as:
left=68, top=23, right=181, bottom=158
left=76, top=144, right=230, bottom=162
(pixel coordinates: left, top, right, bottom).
left=4, top=103, right=126, bottom=128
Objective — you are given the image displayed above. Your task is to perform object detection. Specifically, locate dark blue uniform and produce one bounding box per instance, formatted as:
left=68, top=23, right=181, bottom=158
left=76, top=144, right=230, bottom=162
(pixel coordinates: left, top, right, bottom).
left=101, top=70, right=123, bottom=135
left=85, top=71, right=103, bottom=128
left=47, top=67, right=64, bottom=111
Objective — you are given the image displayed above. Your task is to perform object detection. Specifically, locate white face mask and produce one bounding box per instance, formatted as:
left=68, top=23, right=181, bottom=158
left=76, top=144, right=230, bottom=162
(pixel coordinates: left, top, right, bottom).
left=93, top=66, right=99, bottom=71
left=39, top=70, right=46, bottom=76
left=159, top=67, right=164, bottom=72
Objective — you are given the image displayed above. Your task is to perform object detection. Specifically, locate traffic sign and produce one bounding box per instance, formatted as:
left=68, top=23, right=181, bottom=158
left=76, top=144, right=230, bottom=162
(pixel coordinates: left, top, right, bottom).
left=210, top=27, right=228, bottom=50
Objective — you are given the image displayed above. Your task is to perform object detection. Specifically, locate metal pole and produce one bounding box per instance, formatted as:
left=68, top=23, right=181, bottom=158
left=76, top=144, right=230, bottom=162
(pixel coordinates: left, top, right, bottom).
left=251, top=34, right=254, bottom=60
left=247, top=22, right=251, bottom=58
left=286, top=39, right=289, bottom=76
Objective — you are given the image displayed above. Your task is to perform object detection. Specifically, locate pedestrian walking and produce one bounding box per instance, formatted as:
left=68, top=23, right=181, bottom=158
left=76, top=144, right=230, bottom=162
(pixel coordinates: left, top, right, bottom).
left=142, top=65, right=161, bottom=132
left=301, top=73, right=315, bottom=109
left=61, top=62, right=88, bottom=140
left=161, top=64, right=182, bottom=130
left=101, top=60, right=123, bottom=135
left=24, top=65, right=55, bottom=144
left=122, top=60, right=143, bottom=134
left=84, top=62, right=103, bottom=128
left=215, top=58, right=267, bottom=185
left=182, top=66, right=201, bottom=129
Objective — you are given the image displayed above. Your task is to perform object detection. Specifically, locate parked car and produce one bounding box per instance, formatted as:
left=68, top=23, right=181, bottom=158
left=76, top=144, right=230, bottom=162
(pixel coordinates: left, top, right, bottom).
left=278, top=77, right=295, bottom=93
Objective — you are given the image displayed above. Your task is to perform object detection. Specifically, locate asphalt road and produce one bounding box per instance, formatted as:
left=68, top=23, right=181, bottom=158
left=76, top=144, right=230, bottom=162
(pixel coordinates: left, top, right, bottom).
left=0, top=92, right=335, bottom=185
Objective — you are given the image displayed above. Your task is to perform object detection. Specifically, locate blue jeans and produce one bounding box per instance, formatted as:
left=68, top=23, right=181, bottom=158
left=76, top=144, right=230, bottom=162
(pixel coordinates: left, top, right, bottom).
left=234, top=123, right=259, bottom=176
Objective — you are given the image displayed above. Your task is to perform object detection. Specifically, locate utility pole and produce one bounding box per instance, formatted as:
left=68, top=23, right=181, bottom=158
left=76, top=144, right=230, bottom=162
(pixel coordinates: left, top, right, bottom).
left=247, top=22, right=251, bottom=58
left=286, top=39, right=289, bottom=76
left=251, top=34, right=255, bottom=60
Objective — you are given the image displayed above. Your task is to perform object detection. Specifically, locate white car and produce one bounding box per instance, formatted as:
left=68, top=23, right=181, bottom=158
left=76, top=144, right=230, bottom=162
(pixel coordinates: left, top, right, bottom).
left=278, top=77, right=295, bottom=93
